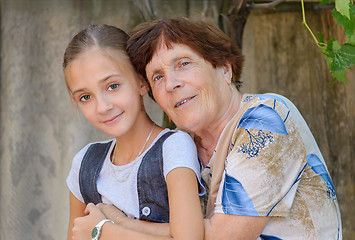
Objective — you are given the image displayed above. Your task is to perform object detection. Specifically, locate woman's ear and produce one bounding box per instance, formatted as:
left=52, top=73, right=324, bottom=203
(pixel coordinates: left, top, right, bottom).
left=223, top=63, right=233, bottom=85
left=138, top=76, right=149, bottom=96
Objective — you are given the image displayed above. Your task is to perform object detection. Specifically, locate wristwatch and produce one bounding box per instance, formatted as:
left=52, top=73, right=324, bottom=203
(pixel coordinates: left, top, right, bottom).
left=91, top=219, right=114, bottom=240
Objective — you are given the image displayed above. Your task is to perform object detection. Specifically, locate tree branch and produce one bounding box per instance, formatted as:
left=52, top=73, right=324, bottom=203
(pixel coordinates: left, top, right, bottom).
left=226, top=0, right=251, bottom=50
left=131, top=0, right=156, bottom=21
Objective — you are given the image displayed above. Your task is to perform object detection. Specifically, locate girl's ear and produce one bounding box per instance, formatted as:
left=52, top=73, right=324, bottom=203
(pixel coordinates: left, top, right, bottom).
left=138, top=76, right=149, bottom=96
left=223, top=63, right=233, bottom=85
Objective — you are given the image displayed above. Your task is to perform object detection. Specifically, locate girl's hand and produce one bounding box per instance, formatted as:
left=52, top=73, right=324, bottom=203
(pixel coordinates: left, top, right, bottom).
left=72, top=203, right=106, bottom=240
left=97, top=203, right=128, bottom=224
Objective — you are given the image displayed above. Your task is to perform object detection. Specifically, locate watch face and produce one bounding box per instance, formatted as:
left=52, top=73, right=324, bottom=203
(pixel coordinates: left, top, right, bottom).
left=91, top=227, right=99, bottom=239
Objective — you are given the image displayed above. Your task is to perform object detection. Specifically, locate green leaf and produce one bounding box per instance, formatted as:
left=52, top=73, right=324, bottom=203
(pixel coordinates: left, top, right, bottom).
left=332, top=8, right=355, bottom=38
left=322, top=54, right=347, bottom=83
left=331, top=69, right=347, bottom=83
left=333, top=40, right=342, bottom=51
left=338, top=44, right=355, bottom=67
left=322, top=52, right=333, bottom=66
left=349, top=35, right=355, bottom=45
left=330, top=44, right=355, bottom=71
left=325, top=38, right=340, bottom=54
left=335, top=0, right=350, bottom=18
left=350, top=2, right=355, bottom=16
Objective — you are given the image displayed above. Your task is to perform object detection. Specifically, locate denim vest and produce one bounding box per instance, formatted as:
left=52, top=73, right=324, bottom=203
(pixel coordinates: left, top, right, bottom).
left=79, top=131, right=175, bottom=223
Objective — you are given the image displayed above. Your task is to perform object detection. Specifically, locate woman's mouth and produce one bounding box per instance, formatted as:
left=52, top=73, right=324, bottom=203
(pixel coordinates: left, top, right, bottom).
left=175, top=96, right=195, bottom=108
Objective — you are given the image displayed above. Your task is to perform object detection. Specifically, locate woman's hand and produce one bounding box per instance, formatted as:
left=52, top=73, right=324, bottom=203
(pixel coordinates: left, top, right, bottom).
left=97, top=203, right=128, bottom=224
left=72, top=203, right=106, bottom=240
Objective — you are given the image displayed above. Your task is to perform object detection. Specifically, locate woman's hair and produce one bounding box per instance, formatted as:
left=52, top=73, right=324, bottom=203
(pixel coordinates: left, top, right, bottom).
left=127, top=17, right=244, bottom=90
left=63, top=24, right=129, bottom=70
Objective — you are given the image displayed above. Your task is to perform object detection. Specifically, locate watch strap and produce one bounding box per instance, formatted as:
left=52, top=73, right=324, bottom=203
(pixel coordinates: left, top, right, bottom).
left=91, top=219, right=114, bottom=240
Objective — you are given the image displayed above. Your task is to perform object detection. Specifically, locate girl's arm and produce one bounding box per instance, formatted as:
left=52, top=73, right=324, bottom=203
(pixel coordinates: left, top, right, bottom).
left=72, top=167, right=204, bottom=240
left=97, top=204, right=170, bottom=236
left=68, top=192, right=86, bottom=240
left=165, top=167, right=204, bottom=239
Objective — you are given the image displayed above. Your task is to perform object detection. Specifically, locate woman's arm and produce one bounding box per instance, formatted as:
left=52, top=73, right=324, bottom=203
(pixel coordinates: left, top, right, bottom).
left=204, top=213, right=269, bottom=240
left=67, top=192, right=86, bottom=240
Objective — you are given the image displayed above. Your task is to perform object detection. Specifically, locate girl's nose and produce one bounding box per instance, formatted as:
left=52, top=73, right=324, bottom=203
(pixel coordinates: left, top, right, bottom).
left=96, top=95, right=113, bottom=113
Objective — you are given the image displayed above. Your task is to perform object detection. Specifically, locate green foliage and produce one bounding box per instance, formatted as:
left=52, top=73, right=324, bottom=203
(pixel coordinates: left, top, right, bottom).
left=331, top=44, right=355, bottom=71
left=349, top=34, right=355, bottom=45
left=302, top=0, right=355, bottom=83
left=320, top=39, right=347, bottom=83
left=332, top=5, right=355, bottom=37
left=335, top=0, right=350, bottom=18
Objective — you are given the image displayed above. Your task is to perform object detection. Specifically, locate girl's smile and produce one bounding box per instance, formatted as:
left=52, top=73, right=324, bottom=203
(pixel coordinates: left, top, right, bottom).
left=102, top=112, right=124, bottom=124
left=65, top=48, right=148, bottom=138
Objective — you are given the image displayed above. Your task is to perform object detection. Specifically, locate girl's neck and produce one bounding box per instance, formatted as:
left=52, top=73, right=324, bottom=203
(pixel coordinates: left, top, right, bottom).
left=113, top=114, right=162, bottom=166
left=195, top=91, right=243, bottom=167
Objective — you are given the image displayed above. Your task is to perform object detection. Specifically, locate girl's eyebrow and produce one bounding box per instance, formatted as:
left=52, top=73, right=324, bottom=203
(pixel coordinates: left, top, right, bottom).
left=71, top=74, right=120, bottom=95
left=71, top=88, right=86, bottom=96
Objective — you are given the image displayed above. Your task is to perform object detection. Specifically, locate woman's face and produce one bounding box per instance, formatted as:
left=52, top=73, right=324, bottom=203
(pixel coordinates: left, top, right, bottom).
left=145, top=43, right=233, bottom=134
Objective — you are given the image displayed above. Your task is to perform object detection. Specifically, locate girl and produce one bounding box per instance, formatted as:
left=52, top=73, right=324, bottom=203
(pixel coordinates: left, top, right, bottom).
left=63, top=25, right=204, bottom=240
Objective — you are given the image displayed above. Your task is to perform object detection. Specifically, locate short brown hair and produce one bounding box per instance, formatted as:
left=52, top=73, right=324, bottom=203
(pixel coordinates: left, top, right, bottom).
left=127, top=17, right=244, bottom=90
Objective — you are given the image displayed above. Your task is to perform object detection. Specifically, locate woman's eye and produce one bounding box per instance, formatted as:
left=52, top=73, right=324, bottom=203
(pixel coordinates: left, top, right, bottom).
left=153, top=75, right=163, bottom=82
left=181, top=61, right=190, bottom=67
left=80, top=95, right=91, bottom=102
left=108, top=83, right=119, bottom=90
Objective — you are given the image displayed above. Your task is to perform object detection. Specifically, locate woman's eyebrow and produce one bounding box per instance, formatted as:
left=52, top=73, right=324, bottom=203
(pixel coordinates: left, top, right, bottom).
left=149, top=56, right=186, bottom=75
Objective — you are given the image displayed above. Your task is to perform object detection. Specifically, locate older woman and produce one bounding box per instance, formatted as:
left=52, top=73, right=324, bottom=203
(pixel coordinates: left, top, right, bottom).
left=74, top=18, right=342, bottom=240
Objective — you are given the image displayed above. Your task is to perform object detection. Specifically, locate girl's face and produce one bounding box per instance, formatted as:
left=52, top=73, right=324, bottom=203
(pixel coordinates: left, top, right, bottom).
left=65, top=48, right=148, bottom=137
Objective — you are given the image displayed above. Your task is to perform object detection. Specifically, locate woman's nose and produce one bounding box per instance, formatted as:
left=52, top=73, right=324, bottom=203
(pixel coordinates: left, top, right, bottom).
left=165, top=72, right=183, bottom=91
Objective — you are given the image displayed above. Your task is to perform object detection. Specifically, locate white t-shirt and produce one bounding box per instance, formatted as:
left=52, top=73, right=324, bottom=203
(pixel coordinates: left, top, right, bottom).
left=67, top=129, right=205, bottom=219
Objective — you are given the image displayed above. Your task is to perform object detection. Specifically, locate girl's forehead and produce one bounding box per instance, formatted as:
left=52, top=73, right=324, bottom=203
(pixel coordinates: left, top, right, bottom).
left=66, top=49, right=134, bottom=79
left=75, top=48, right=132, bottom=70
left=83, top=48, right=129, bottom=62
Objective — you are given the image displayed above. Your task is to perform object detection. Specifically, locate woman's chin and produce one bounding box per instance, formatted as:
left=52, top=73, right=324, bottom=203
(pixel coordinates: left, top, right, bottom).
left=174, top=120, right=200, bottom=134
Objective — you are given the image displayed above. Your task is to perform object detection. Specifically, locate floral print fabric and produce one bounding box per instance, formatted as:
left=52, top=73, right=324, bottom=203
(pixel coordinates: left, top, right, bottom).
left=202, top=93, right=341, bottom=239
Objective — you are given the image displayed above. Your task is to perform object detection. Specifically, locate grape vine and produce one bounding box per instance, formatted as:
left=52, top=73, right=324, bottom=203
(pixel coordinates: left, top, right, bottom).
left=301, top=0, right=355, bottom=83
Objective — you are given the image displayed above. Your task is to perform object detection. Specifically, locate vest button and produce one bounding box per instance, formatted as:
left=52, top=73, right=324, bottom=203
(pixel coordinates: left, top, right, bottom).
left=142, top=206, right=151, bottom=216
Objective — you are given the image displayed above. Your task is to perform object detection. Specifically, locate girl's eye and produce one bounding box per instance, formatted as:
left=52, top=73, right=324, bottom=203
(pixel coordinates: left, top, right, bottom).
left=80, top=95, right=91, bottom=102
left=108, top=83, right=119, bottom=90
left=153, top=75, right=163, bottom=82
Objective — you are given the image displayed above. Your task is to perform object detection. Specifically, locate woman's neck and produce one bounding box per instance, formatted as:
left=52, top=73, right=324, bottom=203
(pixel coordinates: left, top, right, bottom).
left=195, top=91, right=243, bottom=167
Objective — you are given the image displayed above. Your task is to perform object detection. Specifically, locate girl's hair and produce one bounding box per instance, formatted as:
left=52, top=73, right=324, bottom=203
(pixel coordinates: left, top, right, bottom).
left=63, top=24, right=129, bottom=70
left=127, top=17, right=244, bottom=90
